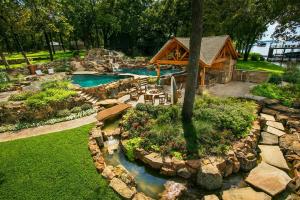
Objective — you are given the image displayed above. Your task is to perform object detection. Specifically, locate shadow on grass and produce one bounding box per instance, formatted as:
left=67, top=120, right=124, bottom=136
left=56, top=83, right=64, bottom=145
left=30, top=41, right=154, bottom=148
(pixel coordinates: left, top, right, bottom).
left=0, top=172, right=5, bottom=185
left=182, top=120, right=199, bottom=158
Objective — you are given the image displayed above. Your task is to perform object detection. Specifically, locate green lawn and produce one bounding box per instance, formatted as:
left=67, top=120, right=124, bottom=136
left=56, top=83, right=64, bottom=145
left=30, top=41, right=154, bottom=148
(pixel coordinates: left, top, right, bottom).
left=0, top=124, right=120, bottom=200
left=236, top=60, right=284, bottom=73
left=0, top=50, right=86, bottom=69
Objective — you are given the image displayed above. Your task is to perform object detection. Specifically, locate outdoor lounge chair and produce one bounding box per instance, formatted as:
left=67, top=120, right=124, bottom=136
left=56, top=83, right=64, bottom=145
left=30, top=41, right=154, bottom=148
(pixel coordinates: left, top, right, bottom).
left=144, top=94, right=154, bottom=105
left=48, top=68, right=55, bottom=74
left=130, top=91, right=139, bottom=101
left=158, top=95, right=165, bottom=105
left=35, top=70, right=44, bottom=76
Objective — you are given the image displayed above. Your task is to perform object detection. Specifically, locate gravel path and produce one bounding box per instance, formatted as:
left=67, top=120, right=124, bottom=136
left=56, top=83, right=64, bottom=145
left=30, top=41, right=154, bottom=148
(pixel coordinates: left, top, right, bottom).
left=0, top=113, right=97, bottom=142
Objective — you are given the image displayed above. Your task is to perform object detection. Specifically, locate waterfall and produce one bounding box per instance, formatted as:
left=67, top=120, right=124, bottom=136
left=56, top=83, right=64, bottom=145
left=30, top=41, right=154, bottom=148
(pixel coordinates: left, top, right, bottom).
left=107, top=136, right=119, bottom=155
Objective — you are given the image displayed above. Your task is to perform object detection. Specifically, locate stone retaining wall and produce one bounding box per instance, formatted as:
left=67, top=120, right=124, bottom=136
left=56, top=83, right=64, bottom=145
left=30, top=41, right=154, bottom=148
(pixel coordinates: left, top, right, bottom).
left=232, top=69, right=270, bottom=83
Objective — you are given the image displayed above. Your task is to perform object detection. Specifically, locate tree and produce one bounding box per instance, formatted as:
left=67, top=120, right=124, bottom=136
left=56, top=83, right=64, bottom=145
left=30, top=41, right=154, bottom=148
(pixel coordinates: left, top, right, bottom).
left=182, top=0, right=203, bottom=122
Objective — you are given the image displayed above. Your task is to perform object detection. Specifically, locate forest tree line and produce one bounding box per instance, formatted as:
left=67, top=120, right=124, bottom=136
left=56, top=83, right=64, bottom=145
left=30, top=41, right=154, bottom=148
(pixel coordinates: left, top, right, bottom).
left=0, top=0, right=299, bottom=63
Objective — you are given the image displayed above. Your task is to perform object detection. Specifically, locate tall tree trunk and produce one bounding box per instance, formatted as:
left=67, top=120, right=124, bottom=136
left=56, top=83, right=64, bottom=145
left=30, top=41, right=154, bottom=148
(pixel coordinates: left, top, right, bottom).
left=75, top=38, right=79, bottom=50
left=182, top=0, right=203, bottom=122
left=0, top=51, right=9, bottom=71
left=49, top=32, right=56, bottom=54
left=13, top=33, right=30, bottom=65
left=4, top=35, right=12, bottom=54
left=44, top=31, right=53, bottom=61
left=59, top=33, right=65, bottom=52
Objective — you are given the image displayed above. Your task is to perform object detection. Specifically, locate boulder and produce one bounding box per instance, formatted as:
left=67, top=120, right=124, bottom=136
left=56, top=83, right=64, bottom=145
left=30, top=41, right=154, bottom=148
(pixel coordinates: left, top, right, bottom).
left=177, top=167, right=191, bottom=179
left=279, top=134, right=300, bottom=156
left=266, top=121, right=285, bottom=131
left=245, top=162, right=292, bottom=196
left=258, top=145, right=289, bottom=170
left=132, top=193, right=153, bottom=200
left=197, top=163, right=222, bottom=190
left=113, top=165, right=136, bottom=187
left=90, top=128, right=104, bottom=147
left=143, top=153, right=163, bottom=169
left=264, top=126, right=286, bottom=137
left=236, top=152, right=257, bottom=172
left=171, top=157, right=186, bottom=170
left=102, top=165, right=115, bottom=180
left=202, top=194, right=219, bottom=200
left=260, top=113, right=275, bottom=121
left=109, top=177, right=135, bottom=199
left=94, top=155, right=106, bottom=172
left=222, top=187, right=271, bottom=200
left=160, top=181, right=186, bottom=200
left=161, top=167, right=176, bottom=176
left=186, top=159, right=201, bottom=169
left=260, top=131, right=279, bottom=145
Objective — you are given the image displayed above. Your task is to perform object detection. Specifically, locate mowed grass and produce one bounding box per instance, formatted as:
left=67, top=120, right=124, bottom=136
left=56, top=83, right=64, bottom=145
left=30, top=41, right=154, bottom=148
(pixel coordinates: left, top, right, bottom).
left=0, top=50, right=86, bottom=69
left=0, top=124, right=120, bottom=200
left=236, top=60, right=284, bottom=73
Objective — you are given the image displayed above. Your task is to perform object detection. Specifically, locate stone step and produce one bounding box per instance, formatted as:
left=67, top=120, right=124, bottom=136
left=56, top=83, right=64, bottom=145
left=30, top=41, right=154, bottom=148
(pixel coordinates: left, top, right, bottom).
left=260, top=132, right=279, bottom=145
left=266, top=121, right=285, bottom=131
left=222, top=187, right=271, bottom=200
left=264, top=126, right=286, bottom=137
left=245, top=162, right=291, bottom=196
left=258, top=145, right=289, bottom=170
left=260, top=113, right=275, bottom=121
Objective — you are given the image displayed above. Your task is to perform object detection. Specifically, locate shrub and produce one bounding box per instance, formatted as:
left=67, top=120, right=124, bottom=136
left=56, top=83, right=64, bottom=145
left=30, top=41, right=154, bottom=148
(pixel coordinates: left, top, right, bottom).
left=81, top=103, right=93, bottom=110
left=72, top=50, right=80, bottom=57
left=26, top=88, right=76, bottom=108
left=123, top=137, right=143, bottom=161
left=282, top=64, right=300, bottom=84
left=268, top=73, right=282, bottom=84
left=171, top=151, right=183, bottom=160
left=55, top=64, right=71, bottom=72
left=0, top=72, right=9, bottom=83
left=249, top=53, right=262, bottom=61
left=0, top=82, right=12, bottom=92
left=9, top=91, right=35, bottom=101
left=70, top=106, right=82, bottom=113
left=56, top=109, right=71, bottom=117
left=41, top=80, right=73, bottom=90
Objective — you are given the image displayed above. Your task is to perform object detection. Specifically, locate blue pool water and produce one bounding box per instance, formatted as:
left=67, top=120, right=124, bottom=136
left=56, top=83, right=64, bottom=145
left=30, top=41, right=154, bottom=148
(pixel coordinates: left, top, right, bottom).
left=71, top=74, right=132, bottom=88
left=116, top=67, right=182, bottom=76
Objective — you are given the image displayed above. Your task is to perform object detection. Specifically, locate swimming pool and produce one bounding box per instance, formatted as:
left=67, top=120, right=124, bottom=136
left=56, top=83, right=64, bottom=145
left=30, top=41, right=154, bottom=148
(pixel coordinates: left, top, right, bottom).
left=116, top=67, right=182, bottom=76
left=71, top=74, right=132, bottom=88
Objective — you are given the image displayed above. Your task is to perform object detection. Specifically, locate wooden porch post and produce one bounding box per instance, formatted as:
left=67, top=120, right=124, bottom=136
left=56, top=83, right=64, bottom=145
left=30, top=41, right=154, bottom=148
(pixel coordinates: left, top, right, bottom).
left=201, top=66, right=205, bottom=86
left=156, top=64, right=161, bottom=82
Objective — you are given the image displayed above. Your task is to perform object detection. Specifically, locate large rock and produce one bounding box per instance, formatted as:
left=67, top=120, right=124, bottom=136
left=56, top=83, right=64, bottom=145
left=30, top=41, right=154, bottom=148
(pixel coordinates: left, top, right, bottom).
left=202, top=194, right=219, bottom=200
left=264, top=126, right=286, bottom=137
left=266, top=121, right=285, bottom=131
left=245, top=162, right=292, bottom=196
left=109, top=177, right=135, bottom=199
left=197, top=163, right=222, bottom=190
left=102, top=165, right=115, bottom=180
left=222, top=187, right=271, bottom=200
left=177, top=167, right=191, bottom=179
left=260, top=113, right=275, bottom=121
left=143, top=153, right=163, bottom=169
left=260, top=131, right=279, bottom=145
left=279, top=134, right=300, bottom=156
left=258, top=145, right=289, bottom=170
left=160, top=181, right=186, bottom=200
left=113, top=165, right=136, bottom=187
left=132, top=192, right=153, bottom=200
left=236, top=152, right=257, bottom=172
left=90, top=128, right=104, bottom=147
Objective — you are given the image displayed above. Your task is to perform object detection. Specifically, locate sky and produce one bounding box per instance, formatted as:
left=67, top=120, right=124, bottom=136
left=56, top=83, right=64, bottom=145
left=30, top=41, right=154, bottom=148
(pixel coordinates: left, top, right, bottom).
left=261, top=22, right=300, bottom=41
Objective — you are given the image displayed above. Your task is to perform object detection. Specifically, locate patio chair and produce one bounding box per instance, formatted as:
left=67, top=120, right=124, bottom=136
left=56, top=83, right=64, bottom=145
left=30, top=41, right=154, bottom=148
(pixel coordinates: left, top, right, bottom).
left=165, top=93, right=171, bottom=102
left=144, top=94, right=154, bottom=105
left=158, top=95, right=166, bottom=105
left=48, top=68, right=55, bottom=74
left=130, top=91, right=139, bottom=101
left=35, top=70, right=44, bottom=76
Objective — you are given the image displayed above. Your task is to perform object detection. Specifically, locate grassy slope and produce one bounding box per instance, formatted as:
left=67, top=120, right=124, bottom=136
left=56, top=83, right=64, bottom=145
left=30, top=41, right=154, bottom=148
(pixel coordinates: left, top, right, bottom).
left=236, top=60, right=284, bottom=73
left=0, top=124, right=120, bottom=200
left=0, top=50, right=86, bottom=69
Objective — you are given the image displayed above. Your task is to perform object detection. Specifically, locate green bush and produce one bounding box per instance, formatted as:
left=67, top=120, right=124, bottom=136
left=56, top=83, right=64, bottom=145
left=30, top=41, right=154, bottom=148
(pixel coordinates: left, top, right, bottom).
left=268, top=73, right=282, bottom=84
left=282, top=64, right=300, bottom=84
left=72, top=50, right=80, bottom=57
left=55, top=64, right=71, bottom=72
left=70, top=106, right=82, bottom=113
left=26, top=88, right=76, bottom=108
left=249, top=53, right=262, bottom=61
left=81, top=103, right=93, bottom=110
left=0, top=72, right=9, bottom=83
left=123, top=137, right=143, bottom=161
left=56, top=109, right=72, bottom=117
left=0, top=82, right=12, bottom=92
left=251, top=83, right=300, bottom=107
left=41, top=80, right=73, bottom=90
left=9, top=91, right=36, bottom=101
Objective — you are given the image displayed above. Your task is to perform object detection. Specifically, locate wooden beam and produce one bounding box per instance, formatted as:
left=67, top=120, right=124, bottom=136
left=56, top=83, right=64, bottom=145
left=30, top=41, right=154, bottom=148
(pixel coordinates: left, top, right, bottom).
left=180, top=51, right=188, bottom=60
left=201, top=67, right=205, bottom=86
left=213, top=58, right=227, bottom=64
left=156, top=60, right=189, bottom=65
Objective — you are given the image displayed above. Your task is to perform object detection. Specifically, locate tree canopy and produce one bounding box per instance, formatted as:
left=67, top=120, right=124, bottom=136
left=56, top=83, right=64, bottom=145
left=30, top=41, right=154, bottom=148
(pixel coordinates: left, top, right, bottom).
left=0, top=0, right=298, bottom=60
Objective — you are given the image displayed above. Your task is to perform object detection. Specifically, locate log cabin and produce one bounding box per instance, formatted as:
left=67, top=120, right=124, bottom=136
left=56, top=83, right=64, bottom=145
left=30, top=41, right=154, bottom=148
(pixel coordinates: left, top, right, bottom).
left=150, top=35, right=238, bottom=86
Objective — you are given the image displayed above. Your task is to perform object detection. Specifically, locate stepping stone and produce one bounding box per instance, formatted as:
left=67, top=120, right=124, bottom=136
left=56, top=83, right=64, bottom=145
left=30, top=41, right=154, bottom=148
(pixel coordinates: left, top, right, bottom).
left=222, top=187, right=271, bottom=200
left=203, top=194, right=219, bottom=200
left=260, top=113, right=275, bottom=121
left=258, top=145, right=289, bottom=170
left=260, top=132, right=279, bottom=145
left=266, top=121, right=285, bottom=131
left=246, top=162, right=291, bottom=196
left=109, top=177, right=135, bottom=199
left=264, top=126, right=286, bottom=137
